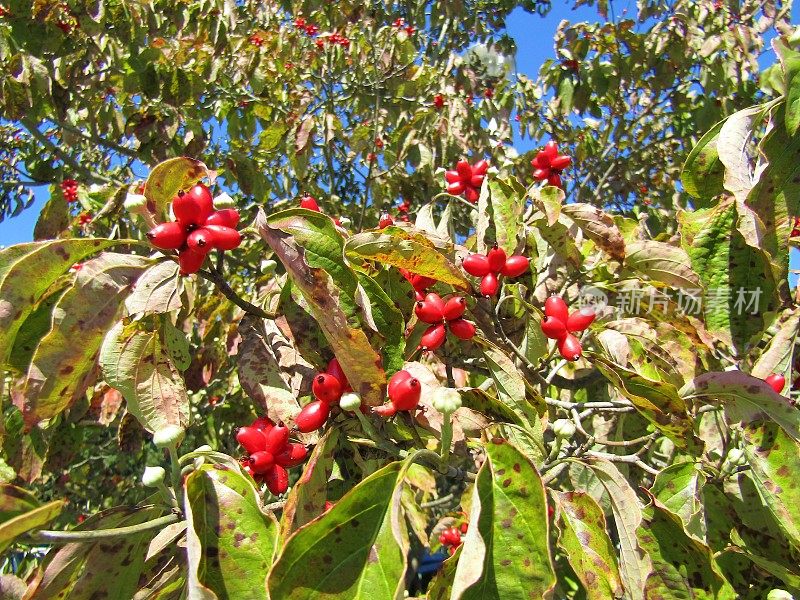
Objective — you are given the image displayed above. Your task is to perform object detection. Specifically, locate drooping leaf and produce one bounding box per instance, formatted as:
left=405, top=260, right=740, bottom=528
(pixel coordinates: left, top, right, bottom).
left=0, top=484, right=39, bottom=520
left=452, top=440, right=556, bottom=600
left=555, top=491, right=624, bottom=600
left=682, top=371, right=800, bottom=441
left=776, top=41, right=800, bottom=136
left=144, top=157, right=209, bottom=218
left=20, top=253, right=149, bottom=428
left=529, top=185, right=563, bottom=226
left=681, top=117, right=726, bottom=201
left=488, top=178, right=524, bottom=255
left=650, top=461, right=706, bottom=540
left=716, top=105, right=765, bottom=203
left=355, top=273, right=406, bottom=374
left=750, top=307, right=800, bottom=380
left=125, top=260, right=184, bottom=316
left=99, top=317, right=190, bottom=433
left=185, top=464, right=279, bottom=600
left=624, top=240, right=701, bottom=292
left=481, top=344, right=540, bottom=426
left=267, top=459, right=410, bottom=600
left=0, top=498, right=63, bottom=554
left=562, top=203, right=625, bottom=261
left=257, top=209, right=386, bottom=406
left=33, top=193, right=70, bottom=241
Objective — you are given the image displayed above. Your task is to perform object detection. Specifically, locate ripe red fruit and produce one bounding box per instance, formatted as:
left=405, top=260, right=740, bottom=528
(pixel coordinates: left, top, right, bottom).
left=274, top=443, right=308, bottom=467
left=174, top=184, right=214, bottom=225
left=765, top=373, right=786, bottom=394
left=326, top=358, right=352, bottom=392
left=460, top=522, right=468, bottom=534
left=487, top=246, right=507, bottom=273
left=540, top=316, right=567, bottom=339
left=464, top=186, right=479, bottom=203
left=420, top=323, right=447, bottom=350
left=544, top=295, right=569, bottom=324
left=313, top=373, right=343, bottom=403
left=300, top=195, right=320, bottom=211
left=501, top=255, right=529, bottom=278
left=296, top=400, right=331, bottom=433
left=248, top=450, right=275, bottom=473
left=462, top=254, right=491, bottom=277
left=251, top=416, right=274, bottom=432
left=550, top=155, right=572, bottom=170
left=566, top=307, right=596, bottom=332
left=187, top=228, right=213, bottom=252
left=558, top=334, right=583, bottom=361
left=388, top=370, right=412, bottom=398
left=388, top=372, right=421, bottom=411
left=448, top=318, right=476, bottom=340
left=204, top=225, right=241, bottom=250
left=447, top=181, right=466, bottom=195
left=147, top=222, right=187, bottom=250
left=205, top=209, right=240, bottom=228
left=264, top=465, right=289, bottom=495
left=416, top=299, right=444, bottom=324
left=178, top=249, right=207, bottom=275
left=379, top=213, right=394, bottom=229
left=456, top=160, right=472, bottom=179
left=433, top=94, right=445, bottom=109
left=480, top=273, right=500, bottom=296
left=236, top=426, right=267, bottom=454
left=442, top=296, right=466, bottom=321
left=264, top=423, right=290, bottom=454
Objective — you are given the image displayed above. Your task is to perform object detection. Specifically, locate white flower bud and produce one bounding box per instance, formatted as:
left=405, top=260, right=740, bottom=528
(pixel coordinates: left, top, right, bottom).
left=152, top=425, right=185, bottom=449
left=339, top=392, right=362, bottom=412
left=552, top=419, right=576, bottom=439
left=431, top=387, right=462, bottom=415
left=142, top=466, right=166, bottom=487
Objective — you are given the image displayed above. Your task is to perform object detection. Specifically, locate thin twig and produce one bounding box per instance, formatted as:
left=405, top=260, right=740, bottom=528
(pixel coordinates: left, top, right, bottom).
left=197, top=268, right=275, bottom=320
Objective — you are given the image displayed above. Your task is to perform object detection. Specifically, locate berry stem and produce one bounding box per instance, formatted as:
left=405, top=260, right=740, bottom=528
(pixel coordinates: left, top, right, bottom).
left=197, top=268, right=276, bottom=320
left=29, top=512, right=180, bottom=543
left=439, top=414, right=453, bottom=465
left=353, top=410, right=404, bottom=455
left=168, top=445, right=182, bottom=493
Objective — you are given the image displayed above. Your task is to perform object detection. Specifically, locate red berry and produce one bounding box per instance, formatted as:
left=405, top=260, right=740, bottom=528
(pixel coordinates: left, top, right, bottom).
left=456, top=160, right=472, bottom=180
left=372, top=403, right=397, bottom=418
left=448, top=318, right=476, bottom=340
left=448, top=546, right=456, bottom=555
left=464, top=186, right=479, bottom=203
left=550, top=155, right=571, bottom=170
left=420, top=323, right=447, bottom=350
left=173, top=194, right=204, bottom=226
left=264, top=423, right=290, bottom=454
left=558, top=334, right=583, bottom=361
left=251, top=416, right=274, bottom=431
left=447, top=181, right=466, bottom=195
left=313, top=373, right=343, bottom=404
left=462, top=254, right=491, bottom=277
left=540, top=316, right=567, bottom=339
left=416, top=300, right=444, bottom=324
left=249, top=451, right=275, bottom=473
left=470, top=174, right=485, bottom=188
left=379, top=213, right=394, bottom=229
left=442, top=296, right=466, bottom=321
left=544, top=296, right=569, bottom=324
left=434, top=94, right=445, bottom=109
left=236, top=426, right=267, bottom=454
left=388, top=370, right=412, bottom=398
left=487, top=246, right=507, bottom=273
left=274, top=443, right=308, bottom=467
left=765, top=373, right=786, bottom=394
left=146, top=222, right=187, bottom=250
left=204, top=225, right=242, bottom=250
left=186, top=228, right=213, bottom=252
left=300, top=195, right=320, bottom=211
left=388, top=373, right=421, bottom=411
left=460, top=522, right=468, bottom=534
left=439, top=533, right=448, bottom=545
left=187, top=184, right=214, bottom=222
left=547, top=173, right=563, bottom=188
left=501, top=255, right=529, bottom=278
left=566, top=307, right=596, bottom=332
left=473, top=160, right=489, bottom=175
left=264, top=465, right=289, bottom=495
left=445, top=170, right=461, bottom=183
left=178, top=249, right=207, bottom=275
left=295, top=400, right=331, bottom=433
left=326, top=358, right=352, bottom=392
left=480, top=273, right=500, bottom=296
left=205, top=208, right=240, bottom=228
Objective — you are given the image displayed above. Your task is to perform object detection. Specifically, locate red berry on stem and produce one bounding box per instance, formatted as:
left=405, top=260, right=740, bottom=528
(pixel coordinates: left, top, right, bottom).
left=501, top=255, right=529, bottom=278
left=420, top=323, right=447, bottom=350
left=456, top=160, right=472, bottom=180
left=299, top=195, right=320, bottom=211
left=251, top=416, right=274, bottom=431
left=550, top=155, right=571, bottom=170
left=447, top=181, right=466, bottom=195
left=178, top=249, right=207, bottom=275
left=442, top=296, right=466, bottom=321
left=765, top=373, right=786, bottom=394
left=462, top=254, right=491, bottom=277
left=274, top=443, right=308, bottom=467
left=295, top=400, right=331, bottom=433
left=326, top=358, right=351, bottom=392
left=460, top=522, right=468, bottom=534
left=205, top=208, right=240, bottom=228
left=541, top=316, right=567, bottom=339
left=547, top=173, right=563, bottom=188
left=187, top=228, right=213, bottom=252
left=470, top=174, right=485, bottom=188
left=448, top=318, right=476, bottom=340
left=487, top=246, right=507, bottom=273
left=264, top=423, right=290, bottom=454
left=388, top=370, right=412, bottom=398
left=147, top=222, right=187, bottom=250
left=416, top=300, right=444, bottom=324
left=248, top=450, right=275, bottom=473
left=236, top=426, right=267, bottom=454
left=558, top=334, right=583, bottom=361
left=204, top=224, right=242, bottom=250
left=544, top=295, right=569, bottom=324
left=313, top=373, right=343, bottom=404
left=264, top=465, right=289, bottom=495
left=389, top=374, right=421, bottom=411
left=480, top=272, right=500, bottom=296
left=186, top=184, right=214, bottom=222
left=566, top=307, right=596, bottom=332
left=379, top=213, right=394, bottom=229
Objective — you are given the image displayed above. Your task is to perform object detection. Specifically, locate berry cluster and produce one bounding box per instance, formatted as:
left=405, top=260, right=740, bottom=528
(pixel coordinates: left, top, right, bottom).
left=391, top=18, right=415, bottom=35
left=316, top=32, right=350, bottom=49
left=294, top=17, right=319, bottom=36
left=61, top=179, right=79, bottom=203
left=236, top=417, right=307, bottom=496
left=249, top=33, right=264, bottom=47
left=373, top=369, right=422, bottom=417
left=540, top=296, right=595, bottom=361
left=295, top=358, right=352, bottom=433
left=378, top=213, right=394, bottom=228
left=531, top=141, right=571, bottom=189
left=791, top=217, right=800, bottom=238
left=415, top=293, right=476, bottom=350
left=765, top=373, right=786, bottom=394
left=396, top=198, right=411, bottom=222
left=462, top=245, right=530, bottom=297
left=445, top=159, right=488, bottom=203
left=77, top=211, right=92, bottom=226
left=439, top=523, right=467, bottom=555
left=399, top=269, right=436, bottom=301
left=146, top=183, right=241, bottom=276
left=433, top=94, right=445, bottom=109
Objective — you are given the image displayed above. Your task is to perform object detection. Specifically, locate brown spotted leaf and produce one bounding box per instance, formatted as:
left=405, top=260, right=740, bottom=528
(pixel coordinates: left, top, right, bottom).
left=750, top=307, right=800, bottom=380
left=185, top=464, right=279, bottom=600
left=650, top=462, right=706, bottom=541
left=556, top=491, right=624, bottom=600
left=562, top=203, right=625, bottom=261
left=452, top=440, right=555, bottom=600
left=124, top=260, right=184, bottom=316
left=624, top=240, right=702, bottom=292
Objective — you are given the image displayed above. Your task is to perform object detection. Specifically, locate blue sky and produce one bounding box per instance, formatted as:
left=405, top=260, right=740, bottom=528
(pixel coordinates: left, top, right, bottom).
left=1, top=1, right=797, bottom=289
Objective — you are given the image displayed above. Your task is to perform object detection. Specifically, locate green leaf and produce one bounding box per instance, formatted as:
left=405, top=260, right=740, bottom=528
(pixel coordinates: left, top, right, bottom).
left=267, top=459, right=409, bottom=600
left=751, top=308, right=800, bottom=380
left=562, top=203, right=625, bottom=261
left=144, top=157, right=209, bottom=218
left=344, top=227, right=469, bottom=290
left=777, top=43, right=800, bottom=136
left=452, top=440, right=555, bottom=599
left=682, top=371, right=800, bottom=441
left=20, top=253, right=150, bottom=428
left=260, top=123, right=288, bottom=152
left=0, top=239, right=127, bottom=369
left=637, top=501, right=735, bottom=599
left=481, top=344, right=540, bottom=426
left=717, top=105, right=765, bottom=203
left=0, top=484, right=39, bottom=521
left=650, top=462, right=706, bottom=540
left=555, top=491, right=624, bottom=600
left=258, top=209, right=387, bottom=405
left=681, top=118, right=726, bottom=201
left=742, top=421, right=800, bottom=551
left=591, top=355, right=696, bottom=448
left=33, top=193, right=70, bottom=241
left=280, top=428, right=339, bottom=542
left=488, top=178, right=524, bottom=255
left=624, top=240, right=702, bottom=292
left=124, top=260, right=184, bottom=316
left=529, top=185, right=563, bottom=226
left=0, top=498, right=63, bottom=554
left=162, top=319, right=191, bottom=371
left=99, top=317, right=189, bottom=433
left=355, top=273, right=406, bottom=374
left=185, top=464, right=279, bottom=600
